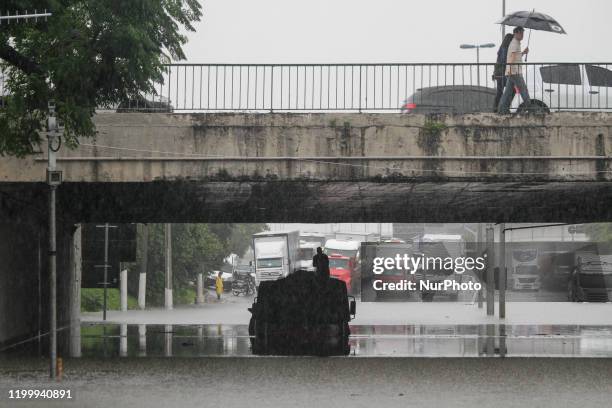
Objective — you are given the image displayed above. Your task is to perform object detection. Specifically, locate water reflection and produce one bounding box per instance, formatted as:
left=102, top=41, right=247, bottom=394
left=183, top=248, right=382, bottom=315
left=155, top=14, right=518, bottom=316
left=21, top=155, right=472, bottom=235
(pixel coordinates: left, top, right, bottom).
left=138, top=324, right=146, bottom=357
left=73, top=323, right=612, bottom=358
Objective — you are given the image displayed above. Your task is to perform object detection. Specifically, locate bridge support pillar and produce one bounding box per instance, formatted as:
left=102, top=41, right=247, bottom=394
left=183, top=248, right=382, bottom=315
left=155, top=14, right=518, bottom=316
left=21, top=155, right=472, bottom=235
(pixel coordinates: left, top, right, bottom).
left=120, top=268, right=128, bottom=312
left=486, top=224, right=495, bottom=316
left=499, top=224, right=506, bottom=319
left=196, top=273, right=204, bottom=304
left=138, top=224, right=148, bottom=310
left=69, top=224, right=82, bottom=358
left=164, top=223, right=173, bottom=310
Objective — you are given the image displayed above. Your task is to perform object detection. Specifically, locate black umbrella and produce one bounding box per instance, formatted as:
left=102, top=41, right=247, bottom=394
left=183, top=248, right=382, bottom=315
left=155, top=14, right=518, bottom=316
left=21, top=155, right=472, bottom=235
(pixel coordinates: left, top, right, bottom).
left=497, top=10, right=567, bottom=35
left=497, top=10, right=566, bottom=61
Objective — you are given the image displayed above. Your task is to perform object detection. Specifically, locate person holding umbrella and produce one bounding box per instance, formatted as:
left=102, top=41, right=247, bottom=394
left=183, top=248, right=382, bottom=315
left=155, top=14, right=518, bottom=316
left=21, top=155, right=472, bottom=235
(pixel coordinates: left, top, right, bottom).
left=497, top=26, right=531, bottom=114
left=496, top=10, right=567, bottom=114
left=493, top=33, right=515, bottom=112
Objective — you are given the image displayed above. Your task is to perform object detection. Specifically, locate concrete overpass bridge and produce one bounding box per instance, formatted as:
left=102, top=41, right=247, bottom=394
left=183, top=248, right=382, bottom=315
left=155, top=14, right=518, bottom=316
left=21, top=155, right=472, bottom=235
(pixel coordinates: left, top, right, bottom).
left=2, top=110, right=612, bottom=351
left=2, top=111, right=612, bottom=224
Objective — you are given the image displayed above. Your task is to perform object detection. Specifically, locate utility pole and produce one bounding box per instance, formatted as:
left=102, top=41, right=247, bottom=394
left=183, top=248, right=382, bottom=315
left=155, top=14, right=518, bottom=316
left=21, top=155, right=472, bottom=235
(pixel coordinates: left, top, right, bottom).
left=95, top=223, right=117, bottom=321
left=46, top=102, right=62, bottom=379
left=4, top=10, right=56, bottom=378
left=499, top=223, right=506, bottom=319
left=103, top=224, right=109, bottom=319
left=138, top=224, right=149, bottom=309
left=165, top=223, right=173, bottom=310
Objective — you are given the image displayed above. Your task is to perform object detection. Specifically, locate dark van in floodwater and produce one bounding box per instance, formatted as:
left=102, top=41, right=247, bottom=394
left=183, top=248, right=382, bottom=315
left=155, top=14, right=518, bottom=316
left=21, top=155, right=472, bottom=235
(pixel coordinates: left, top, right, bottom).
left=248, top=270, right=356, bottom=356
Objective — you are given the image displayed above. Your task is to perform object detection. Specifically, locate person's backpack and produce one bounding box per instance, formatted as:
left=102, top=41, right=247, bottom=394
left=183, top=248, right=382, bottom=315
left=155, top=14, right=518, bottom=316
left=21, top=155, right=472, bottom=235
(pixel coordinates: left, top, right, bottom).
left=493, top=46, right=508, bottom=79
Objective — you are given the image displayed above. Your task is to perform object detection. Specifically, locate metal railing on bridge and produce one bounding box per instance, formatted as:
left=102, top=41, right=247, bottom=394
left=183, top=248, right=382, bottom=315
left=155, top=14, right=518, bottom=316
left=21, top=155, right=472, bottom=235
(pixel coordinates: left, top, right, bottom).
left=131, top=63, right=612, bottom=113
left=3, top=63, right=612, bottom=113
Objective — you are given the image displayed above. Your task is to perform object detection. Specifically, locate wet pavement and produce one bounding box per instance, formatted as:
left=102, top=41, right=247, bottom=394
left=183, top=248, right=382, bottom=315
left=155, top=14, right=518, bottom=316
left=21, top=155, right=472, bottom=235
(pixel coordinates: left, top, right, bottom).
left=1, top=357, right=612, bottom=408
left=29, top=322, right=612, bottom=358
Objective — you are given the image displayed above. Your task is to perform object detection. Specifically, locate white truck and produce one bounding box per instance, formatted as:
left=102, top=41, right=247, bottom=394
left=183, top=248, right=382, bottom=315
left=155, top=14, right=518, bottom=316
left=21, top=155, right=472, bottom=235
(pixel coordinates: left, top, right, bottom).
left=297, top=240, right=319, bottom=272
left=416, top=234, right=466, bottom=301
left=511, top=248, right=541, bottom=291
left=334, top=231, right=379, bottom=243
left=252, top=231, right=300, bottom=286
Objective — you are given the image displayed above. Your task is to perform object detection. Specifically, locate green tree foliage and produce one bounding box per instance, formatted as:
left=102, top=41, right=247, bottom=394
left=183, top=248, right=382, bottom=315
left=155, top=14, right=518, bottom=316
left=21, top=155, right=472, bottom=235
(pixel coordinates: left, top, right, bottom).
left=0, top=0, right=202, bottom=156
left=585, top=223, right=612, bottom=242
left=228, top=223, right=270, bottom=258
left=131, top=223, right=267, bottom=306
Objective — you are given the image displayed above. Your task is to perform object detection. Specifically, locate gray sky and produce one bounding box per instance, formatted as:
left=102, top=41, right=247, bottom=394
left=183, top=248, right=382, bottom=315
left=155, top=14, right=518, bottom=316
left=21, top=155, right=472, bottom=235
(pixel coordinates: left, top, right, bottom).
left=182, top=0, right=612, bottom=63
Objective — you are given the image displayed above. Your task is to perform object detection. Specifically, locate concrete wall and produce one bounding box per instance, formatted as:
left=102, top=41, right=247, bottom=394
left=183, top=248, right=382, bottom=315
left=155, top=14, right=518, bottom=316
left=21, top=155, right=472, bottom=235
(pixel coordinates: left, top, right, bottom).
left=0, top=222, right=42, bottom=346
left=1, top=112, right=611, bottom=183
left=0, top=219, right=77, bottom=354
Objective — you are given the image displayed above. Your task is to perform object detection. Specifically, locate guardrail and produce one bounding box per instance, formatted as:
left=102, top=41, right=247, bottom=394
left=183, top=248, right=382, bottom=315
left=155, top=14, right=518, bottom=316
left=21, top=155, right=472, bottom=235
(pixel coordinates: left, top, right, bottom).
left=3, top=63, right=612, bottom=113
left=139, top=63, right=612, bottom=113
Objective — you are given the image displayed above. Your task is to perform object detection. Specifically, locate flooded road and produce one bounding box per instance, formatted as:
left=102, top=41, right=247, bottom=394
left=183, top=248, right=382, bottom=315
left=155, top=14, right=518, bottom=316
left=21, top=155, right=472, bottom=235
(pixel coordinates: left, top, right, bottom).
left=46, top=323, right=612, bottom=358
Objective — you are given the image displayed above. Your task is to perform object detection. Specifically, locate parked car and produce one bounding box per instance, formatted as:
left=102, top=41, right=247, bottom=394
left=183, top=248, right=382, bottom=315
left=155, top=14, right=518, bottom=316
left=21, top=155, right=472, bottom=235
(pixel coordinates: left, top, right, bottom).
left=400, top=64, right=612, bottom=114
left=401, top=85, right=497, bottom=114
left=115, top=94, right=173, bottom=112
left=536, top=64, right=612, bottom=111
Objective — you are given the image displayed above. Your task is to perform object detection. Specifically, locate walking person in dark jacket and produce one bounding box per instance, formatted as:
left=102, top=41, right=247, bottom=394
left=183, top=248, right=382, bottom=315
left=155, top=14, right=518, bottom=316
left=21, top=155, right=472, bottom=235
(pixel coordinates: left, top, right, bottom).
left=312, top=247, right=330, bottom=279
left=498, top=27, right=531, bottom=114
left=493, top=33, right=515, bottom=112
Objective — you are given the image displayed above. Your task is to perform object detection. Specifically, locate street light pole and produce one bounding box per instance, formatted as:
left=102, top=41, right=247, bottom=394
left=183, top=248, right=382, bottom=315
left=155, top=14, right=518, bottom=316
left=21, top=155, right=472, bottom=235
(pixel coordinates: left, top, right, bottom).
left=502, top=0, right=507, bottom=37
left=460, top=43, right=496, bottom=87
left=5, top=9, right=57, bottom=379
left=48, top=167, right=57, bottom=380
left=46, top=102, right=62, bottom=379
left=476, top=47, right=480, bottom=85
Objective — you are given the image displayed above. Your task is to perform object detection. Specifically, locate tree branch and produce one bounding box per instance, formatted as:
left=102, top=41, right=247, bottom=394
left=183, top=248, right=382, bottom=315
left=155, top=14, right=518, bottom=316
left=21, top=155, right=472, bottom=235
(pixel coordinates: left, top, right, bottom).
left=0, top=42, right=44, bottom=75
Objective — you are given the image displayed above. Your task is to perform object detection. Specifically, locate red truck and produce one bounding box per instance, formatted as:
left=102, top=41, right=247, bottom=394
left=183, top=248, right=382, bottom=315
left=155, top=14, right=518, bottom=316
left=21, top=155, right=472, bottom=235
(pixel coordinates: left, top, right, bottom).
left=328, top=254, right=354, bottom=293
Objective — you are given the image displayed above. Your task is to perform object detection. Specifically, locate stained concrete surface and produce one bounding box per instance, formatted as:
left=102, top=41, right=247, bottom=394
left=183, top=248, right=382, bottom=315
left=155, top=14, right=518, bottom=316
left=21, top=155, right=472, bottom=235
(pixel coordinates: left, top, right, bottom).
left=1, top=357, right=611, bottom=408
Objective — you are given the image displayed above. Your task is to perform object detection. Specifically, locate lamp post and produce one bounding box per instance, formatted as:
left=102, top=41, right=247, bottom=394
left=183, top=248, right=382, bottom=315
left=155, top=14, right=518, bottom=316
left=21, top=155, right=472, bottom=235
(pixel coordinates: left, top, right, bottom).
left=502, top=0, right=507, bottom=37
left=3, top=7, right=57, bottom=380
left=460, top=43, right=496, bottom=86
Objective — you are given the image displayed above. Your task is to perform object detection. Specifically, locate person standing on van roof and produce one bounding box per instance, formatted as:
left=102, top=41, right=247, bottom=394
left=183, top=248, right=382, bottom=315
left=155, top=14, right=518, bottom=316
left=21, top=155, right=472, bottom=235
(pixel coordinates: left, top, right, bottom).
left=312, top=247, right=330, bottom=279
left=493, top=33, right=515, bottom=112
left=498, top=27, right=531, bottom=114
